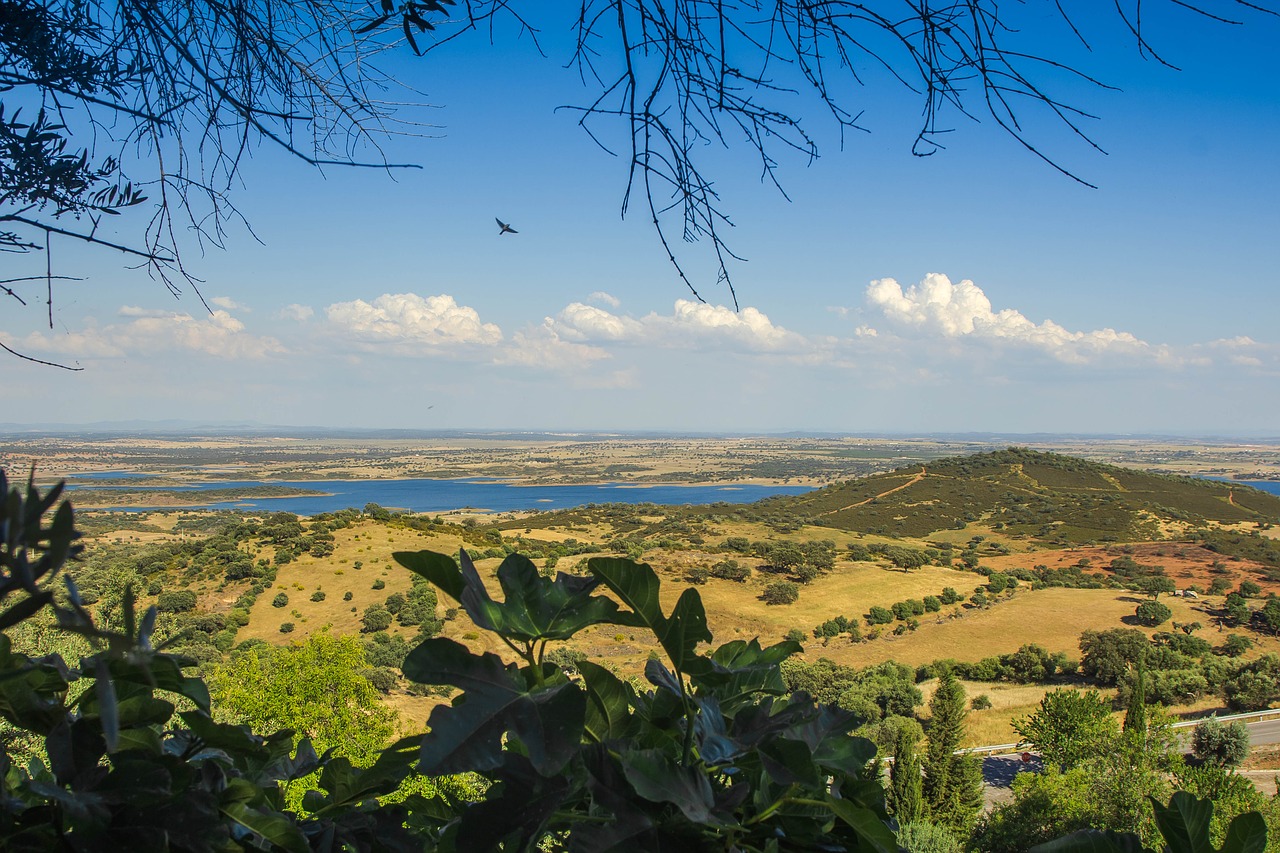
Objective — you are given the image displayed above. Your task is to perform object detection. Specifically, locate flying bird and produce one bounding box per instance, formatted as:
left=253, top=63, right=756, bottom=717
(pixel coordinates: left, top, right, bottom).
left=495, top=218, right=518, bottom=235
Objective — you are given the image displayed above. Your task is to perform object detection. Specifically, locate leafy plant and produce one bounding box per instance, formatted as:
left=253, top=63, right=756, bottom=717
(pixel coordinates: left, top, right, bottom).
left=1030, top=791, right=1266, bottom=853
left=0, top=475, right=456, bottom=850
left=392, top=547, right=897, bottom=849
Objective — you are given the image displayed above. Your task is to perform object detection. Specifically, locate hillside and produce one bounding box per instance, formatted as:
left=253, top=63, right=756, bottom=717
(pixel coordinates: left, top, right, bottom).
left=743, top=447, right=1280, bottom=542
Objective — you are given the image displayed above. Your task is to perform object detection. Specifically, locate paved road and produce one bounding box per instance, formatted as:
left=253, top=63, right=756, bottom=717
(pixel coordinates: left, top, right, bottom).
left=1243, top=718, right=1280, bottom=746
left=980, top=717, right=1280, bottom=808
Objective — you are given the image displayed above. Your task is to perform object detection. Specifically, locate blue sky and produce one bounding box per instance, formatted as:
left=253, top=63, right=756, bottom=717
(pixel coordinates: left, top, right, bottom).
left=4, top=5, right=1278, bottom=434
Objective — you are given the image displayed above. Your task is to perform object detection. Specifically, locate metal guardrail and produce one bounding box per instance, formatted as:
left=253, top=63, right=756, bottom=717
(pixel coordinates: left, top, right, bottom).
left=955, top=708, right=1280, bottom=758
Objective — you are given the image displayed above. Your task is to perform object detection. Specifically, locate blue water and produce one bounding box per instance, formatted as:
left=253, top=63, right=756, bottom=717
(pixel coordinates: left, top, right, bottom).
left=1222, top=480, right=1280, bottom=497
left=65, top=476, right=813, bottom=514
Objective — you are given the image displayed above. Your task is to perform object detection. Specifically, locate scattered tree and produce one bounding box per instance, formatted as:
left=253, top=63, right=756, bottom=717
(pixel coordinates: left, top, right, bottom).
left=1014, top=689, right=1119, bottom=771
left=761, top=581, right=800, bottom=605
left=1191, top=717, right=1250, bottom=768
left=1135, top=600, right=1172, bottom=627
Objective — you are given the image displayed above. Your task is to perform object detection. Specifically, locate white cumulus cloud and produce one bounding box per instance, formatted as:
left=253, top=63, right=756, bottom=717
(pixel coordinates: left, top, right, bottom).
left=325, top=293, right=502, bottom=352
left=17, top=309, right=283, bottom=360
left=497, top=319, right=612, bottom=370
left=547, top=299, right=808, bottom=354
left=864, top=273, right=1156, bottom=364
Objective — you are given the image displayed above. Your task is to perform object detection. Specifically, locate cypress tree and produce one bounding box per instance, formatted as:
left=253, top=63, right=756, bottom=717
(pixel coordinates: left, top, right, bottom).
left=921, top=669, right=983, bottom=835
left=888, top=725, right=924, bottom=824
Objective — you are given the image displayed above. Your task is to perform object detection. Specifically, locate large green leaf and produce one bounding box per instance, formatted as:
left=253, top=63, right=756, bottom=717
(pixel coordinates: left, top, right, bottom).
left=1220, top=811, right=1268, bottom=853
left=1151, top=792, right=1267, bottom=853
left=393, top=549, right=466, bottom=602
left=619, top=747, right=721, bottom=826
left=397, top=549, right=629, bottom=642
left=695, top=638, right=801, bottom=708
left=589, top=557, right=711, bottom=673
left=826, top=795, right=901, bottom=853
left=579, top=660, right=633, bottom=742
left=404, top=637, right=585, bottom=775
left=221, top=801, right=309, bottom=853
left=455, top=753, right=571, bottom=851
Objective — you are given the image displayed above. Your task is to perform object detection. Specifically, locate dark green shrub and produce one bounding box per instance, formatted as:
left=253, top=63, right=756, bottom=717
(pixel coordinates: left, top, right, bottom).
left=310, top=590, right=326, bottom=602
left=761, top=581, right=800, bottom=605
left=361, top=604, right=392, bottom=633
left=710, top=559, right=751, bottom=581
left=271, top=592, right=289, bottom=608
left=866, top=606, right=894, bottom=626
left=157, top=589, right=197, bottom=612
left=279, top=622, right=295, bottom=633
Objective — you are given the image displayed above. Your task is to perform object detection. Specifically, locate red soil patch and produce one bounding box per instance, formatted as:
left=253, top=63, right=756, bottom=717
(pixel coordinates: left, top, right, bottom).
left=981, top=541, right=1280, bottom=596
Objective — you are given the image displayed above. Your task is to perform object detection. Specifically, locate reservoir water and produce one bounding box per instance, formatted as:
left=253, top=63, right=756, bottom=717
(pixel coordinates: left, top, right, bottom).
left=1220, top=480, right=1280, bottom=497
left=66, top=476, right=815, bottom=514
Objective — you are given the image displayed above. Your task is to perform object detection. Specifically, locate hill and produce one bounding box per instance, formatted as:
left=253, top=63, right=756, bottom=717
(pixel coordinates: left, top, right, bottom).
left=737, top=447, right=1280, bottom=543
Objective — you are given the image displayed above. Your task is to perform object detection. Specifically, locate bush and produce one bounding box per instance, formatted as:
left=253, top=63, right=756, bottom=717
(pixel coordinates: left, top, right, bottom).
left=279, top=622, right=294, bottom=633
left=866, top=606, right=894, bottom=626
left=710, top=559, right=750, bottom=582
left=157, top=590, right=198, bottom=612
left=310, top=590, right=326, bottom=602
left=361, top=666, right=399, bottom=693
left=685, top=566, right=710, bottom=585
left=343, top=591, right=354, bottom=601
left=545, top=647, right=588, bottom=673
left=761, top=581, right=800, bottom=605
left=1222, top=634, right=1253, bottom=657
left=271, top=592, right=289, bottom=608
left=1191, top=717, right=1250, bottom=767
left=923, top=595, right=941, bottom=613
left=897, top=821, right=962, bottom=853
left=372, top=579, right=386, bottom=590
left=361, top=604, right=393, bottom=633
left=1134, top=600, right=1172, bottom=627
left=970, top=694, right=992, bottom=710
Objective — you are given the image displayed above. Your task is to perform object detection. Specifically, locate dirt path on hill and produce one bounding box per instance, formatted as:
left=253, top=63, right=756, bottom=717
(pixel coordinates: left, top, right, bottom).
left=817, top=467, right=927, bottom=516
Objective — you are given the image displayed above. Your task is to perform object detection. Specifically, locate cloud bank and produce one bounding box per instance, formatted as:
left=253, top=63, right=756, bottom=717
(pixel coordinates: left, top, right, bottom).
left=863, top=273, right=1160, bottom=364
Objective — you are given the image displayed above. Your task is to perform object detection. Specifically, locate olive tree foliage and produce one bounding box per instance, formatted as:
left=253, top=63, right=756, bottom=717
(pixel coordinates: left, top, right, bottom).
left=3, top=0, right=1277, bottom=365
left=1191, top=716, right=1250, bottom=769
left=0, top=0, right=461, bottom=366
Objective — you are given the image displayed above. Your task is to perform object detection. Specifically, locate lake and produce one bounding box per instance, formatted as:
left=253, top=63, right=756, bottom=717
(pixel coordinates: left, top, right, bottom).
left=66, top=476, right=815, bottom=514
left=1222, top=480, right=1280, bottom=497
